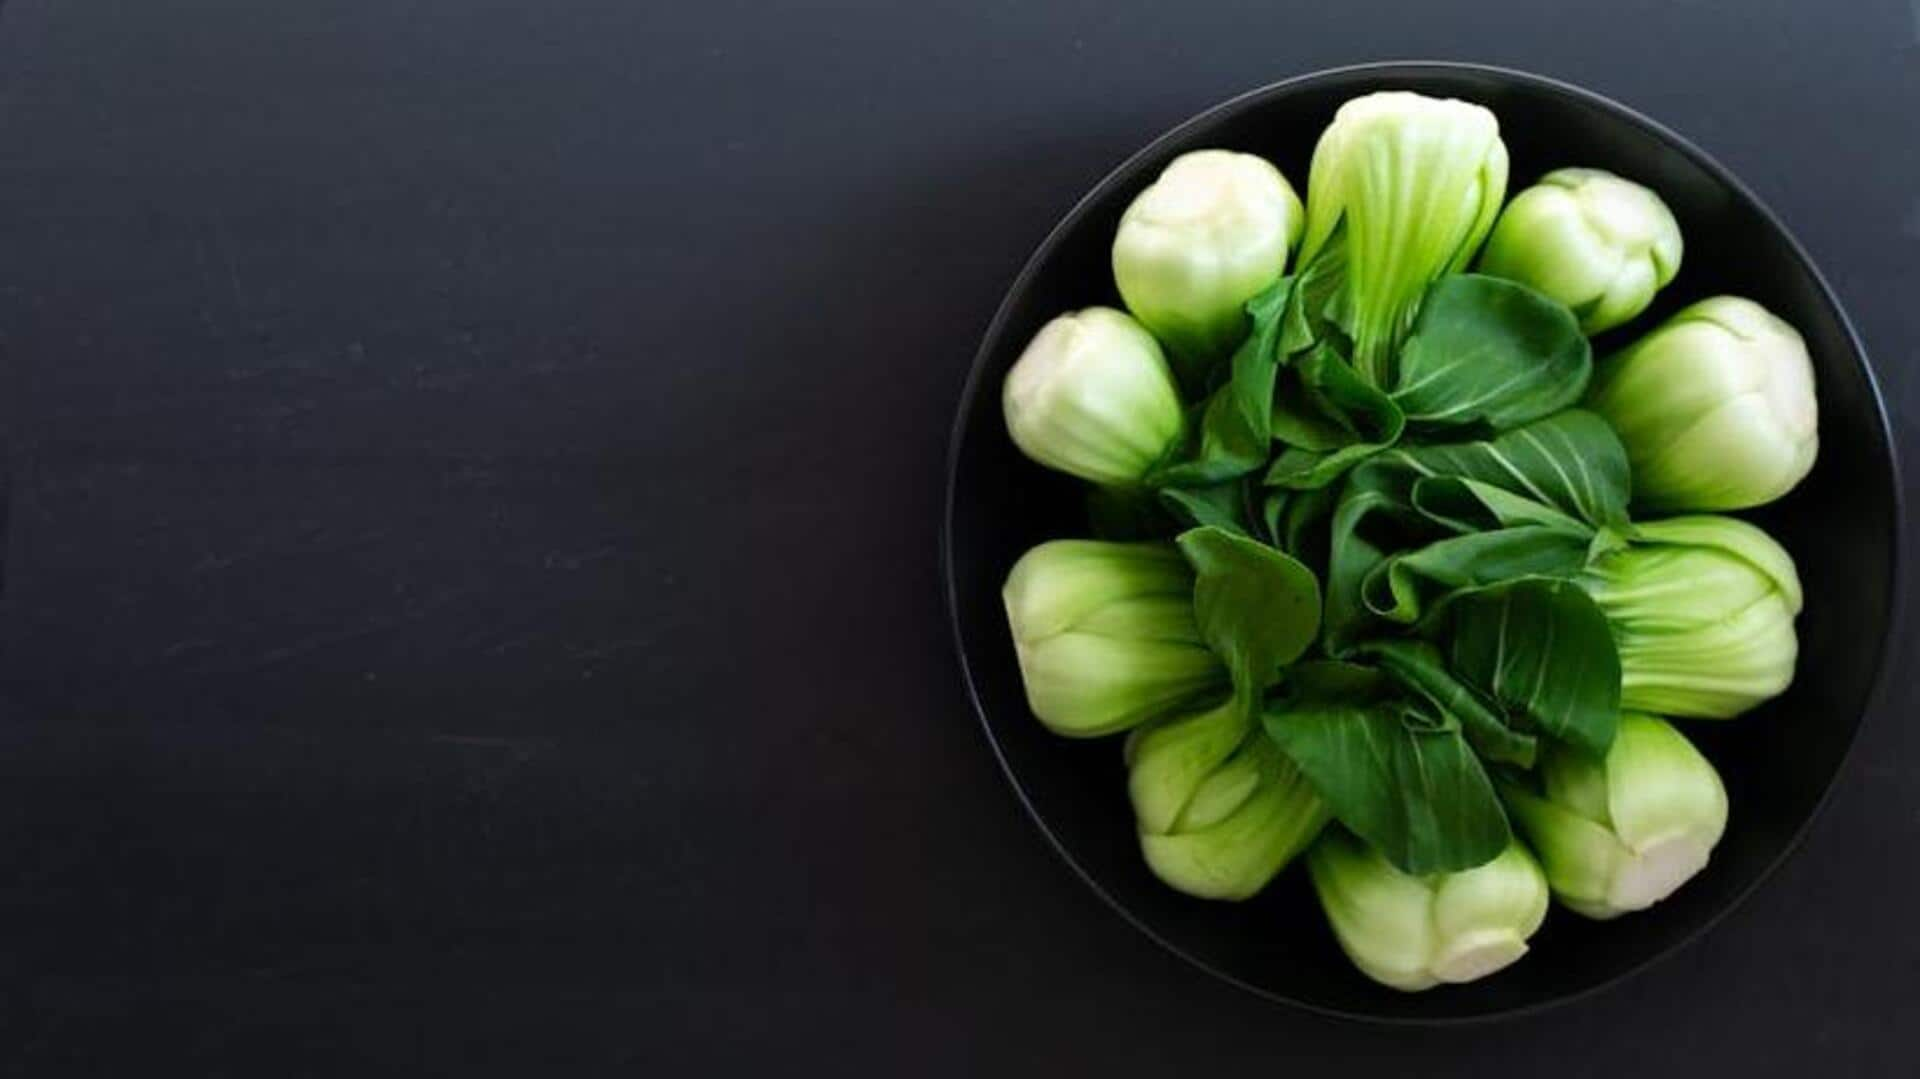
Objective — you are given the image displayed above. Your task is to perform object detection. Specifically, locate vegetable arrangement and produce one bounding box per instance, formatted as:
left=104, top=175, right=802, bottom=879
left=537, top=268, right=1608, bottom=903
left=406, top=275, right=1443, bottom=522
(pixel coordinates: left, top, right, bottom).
left=996, top=91, right=1818, bottom=991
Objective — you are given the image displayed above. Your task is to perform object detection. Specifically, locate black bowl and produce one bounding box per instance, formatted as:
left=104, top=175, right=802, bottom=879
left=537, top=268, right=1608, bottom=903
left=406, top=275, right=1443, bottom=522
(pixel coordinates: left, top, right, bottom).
left=942, top=62, right=1902, bottom=1022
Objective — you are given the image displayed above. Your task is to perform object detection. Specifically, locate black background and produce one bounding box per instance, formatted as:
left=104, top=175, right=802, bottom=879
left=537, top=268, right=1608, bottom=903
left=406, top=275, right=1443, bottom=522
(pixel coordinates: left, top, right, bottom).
left=1, top=1, right=1916, bottom=1073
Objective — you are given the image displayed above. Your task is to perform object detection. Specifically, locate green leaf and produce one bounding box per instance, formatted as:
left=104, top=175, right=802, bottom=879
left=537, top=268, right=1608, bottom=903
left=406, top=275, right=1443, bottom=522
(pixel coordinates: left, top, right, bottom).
left=1270, top=377, right=1354, bottom=451
left=1361, top=526, right=1593, bottom=624
left=1266, top=444, right=1380, bottom=491
left=1155, top=279, right=1294, bottom=487
left=1356, top=640, right=1537, bottom=767
left=1259, top=490, right=1290, bottom=549
left=1176, top=526, right=1323, bottom=706
left=1320, top=412, right=1627, bottom=650
left=1322, top=459, right=1422, bottom=651
left=1158, top=477, right=1261, bottom=539
left=1273, top=484, right=1338, bottom=576
left=1439, top=578, right=1622, bottom=757
left=1388, top=410, right=1631, bottom=529
left=1263, top=666, right=1510, bottom=875
left=1268, top=239, right=1361, bottom=451
left=1265, top=344, right=1407, bottom=490
left=1282, top=218, right=1351, bottom=354
left=1391, top=275, right=1592, bottom=432
left=1282, top=658, right=1393, bottom=699
left=1409, top=476, right=1590, bottom=535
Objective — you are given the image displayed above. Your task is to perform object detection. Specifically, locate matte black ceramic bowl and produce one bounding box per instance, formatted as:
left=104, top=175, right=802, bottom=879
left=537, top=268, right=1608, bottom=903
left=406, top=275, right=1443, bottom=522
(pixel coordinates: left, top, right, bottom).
left=943, top=62, right=1902, bottom=1022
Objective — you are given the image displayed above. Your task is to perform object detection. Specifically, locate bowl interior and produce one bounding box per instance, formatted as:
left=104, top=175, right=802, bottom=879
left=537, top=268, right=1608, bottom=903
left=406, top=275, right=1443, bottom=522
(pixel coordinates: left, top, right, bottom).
left=945, top=64, right=1899, bottom=1021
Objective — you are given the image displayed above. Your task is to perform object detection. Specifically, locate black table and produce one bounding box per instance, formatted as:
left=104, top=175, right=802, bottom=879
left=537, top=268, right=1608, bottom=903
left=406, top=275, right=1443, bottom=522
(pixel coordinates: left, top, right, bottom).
left=2, top=1, right=1915, bottom=1072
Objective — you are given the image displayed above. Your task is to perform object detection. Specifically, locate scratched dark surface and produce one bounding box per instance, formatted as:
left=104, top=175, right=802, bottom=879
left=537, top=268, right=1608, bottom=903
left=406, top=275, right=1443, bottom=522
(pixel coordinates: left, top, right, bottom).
left=0, top=0, right=1916, bottom=1073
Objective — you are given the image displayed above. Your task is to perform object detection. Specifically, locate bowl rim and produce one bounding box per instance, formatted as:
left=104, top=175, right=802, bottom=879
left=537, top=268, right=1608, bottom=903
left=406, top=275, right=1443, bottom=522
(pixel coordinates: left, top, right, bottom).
left=940, top=59, right=1905, bottom=1025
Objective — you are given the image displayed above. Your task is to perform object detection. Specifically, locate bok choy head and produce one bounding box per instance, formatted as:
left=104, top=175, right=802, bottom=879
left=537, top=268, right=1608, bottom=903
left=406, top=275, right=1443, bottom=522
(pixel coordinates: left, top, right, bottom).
left=1297, top=92, right=1509, bottom=387
left=1112, top=150, right=1304, bottom=369
left=1127, top=700, right=1329, bottom=900
left=1308, top=827, right=1549, bottom=991
left=1477, top=167, right=1682, bottom=334
left=1586, top=515, right=1802, bottom=719
left=1500, top=713, right=1728, bottom=920
left=1589, top=296, right=1818, bottom=512
left=1003, top=307, right=1187, bottom=488
left=1002, top=540, right=1224, bottom=737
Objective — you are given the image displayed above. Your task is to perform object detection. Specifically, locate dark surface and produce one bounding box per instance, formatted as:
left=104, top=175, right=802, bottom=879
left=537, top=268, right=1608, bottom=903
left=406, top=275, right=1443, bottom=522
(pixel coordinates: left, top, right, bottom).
left=0, top=0, right=1915, bottom=1072
left=948, top=63, right=1899, bottom=1022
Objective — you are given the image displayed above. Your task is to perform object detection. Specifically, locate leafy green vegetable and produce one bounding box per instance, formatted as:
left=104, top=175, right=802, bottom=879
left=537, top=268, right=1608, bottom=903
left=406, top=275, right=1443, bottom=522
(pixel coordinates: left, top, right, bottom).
left=1137, top=733, right=1330, bottom=900
left=1263, top=662, right=1510, bottom=875
left=1278, top=216, right=1352, bottom=354
left=1105, top=526, right=1326, bottom=893
left=1002, top=540, right=1225, bottom=736
left=1361, top=526, right=1592, bottom=624
left=1125, top=696, right=1246, bottom=834
left=1176, top=525, right=1322, bottom=706
left=1439, top=579, right=1622, bottom=757
left=1358, top=640, right=1537, bottom=766
left=1409, top=475, right=1591, bottom=535
left=1500, top=714, right=1727, bottom=919
left=1004, top=307, right=1187, bottom=487
left=1270, top=484, right=1338, bottom=574
left=1309, top=827, right=1548, bottom=991
left=1270, top=373, right=1357, bottom=451
left=1588, top=296, right=1818, bottom=512
left=1391, top=274, right=1591, bottom=431
left=1626, top=514, right=1802, bottom=606
left=1113, top=149, right=1304, bottom=375
left=1584, top=514, right=1801, bottom=718
left=1157, top=476, right=1264, bottom=540
left=1323, top=459, right=1421, bottom=650
left=1321, top=412, right=1628, bottom=647
left=1393, top=410, right=1632, bottom=529
left=1297, top=92, right=1509, bottom=386
left=1265, top=343, right=1407, bottom=489
left=1477, top=167, right=1683, bottom=334
left=993, top=93, right=1814, bottom=975
left=1156, top=279, right=1296, bottom=487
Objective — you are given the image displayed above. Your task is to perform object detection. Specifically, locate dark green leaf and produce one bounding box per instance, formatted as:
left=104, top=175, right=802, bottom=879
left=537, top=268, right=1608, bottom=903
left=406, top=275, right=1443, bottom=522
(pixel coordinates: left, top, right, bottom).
left=1297, top=343, right=1403, bottom=442
left=1176, top=526, right=1323, bottom=706
left=1409, top=476, right=1590, bottom=535
left=1292, top=221, right=1361, bottom=359
left=1269, top=376, right=1353, bottom=452
left=1265, top=345, right=1407, bottom=490
left=1391, top=275, right=1592, bottom=432
left=1259, top=490, right=1290, bottom=549
left=1263, top=675, right=1510, bottom=875
left=1283, top=220, right=1351, bottom=354
left=1273, top=483, right=1337, bottom=577
left=1439, top=578, right=1622, bottom=757
left=1388, top=410, right=1631, bottom=529
left=1155, top=280, right=1294, bottom=487
left=1321, top=412, right=1629, bottom=652
left=1159, top=477, right=1261, bottom=539
left=1321, top=460, right=1423, bottom=651
left=1282, top=659, right=1394, bottom=700
left=1357, top=640, right=1537, bottom=767
left=1265, top=444, right=1384, bottom=490
left=1361, top=526, right=1593, bottom=624
left=1269, top=243, right=1361, bottom=451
